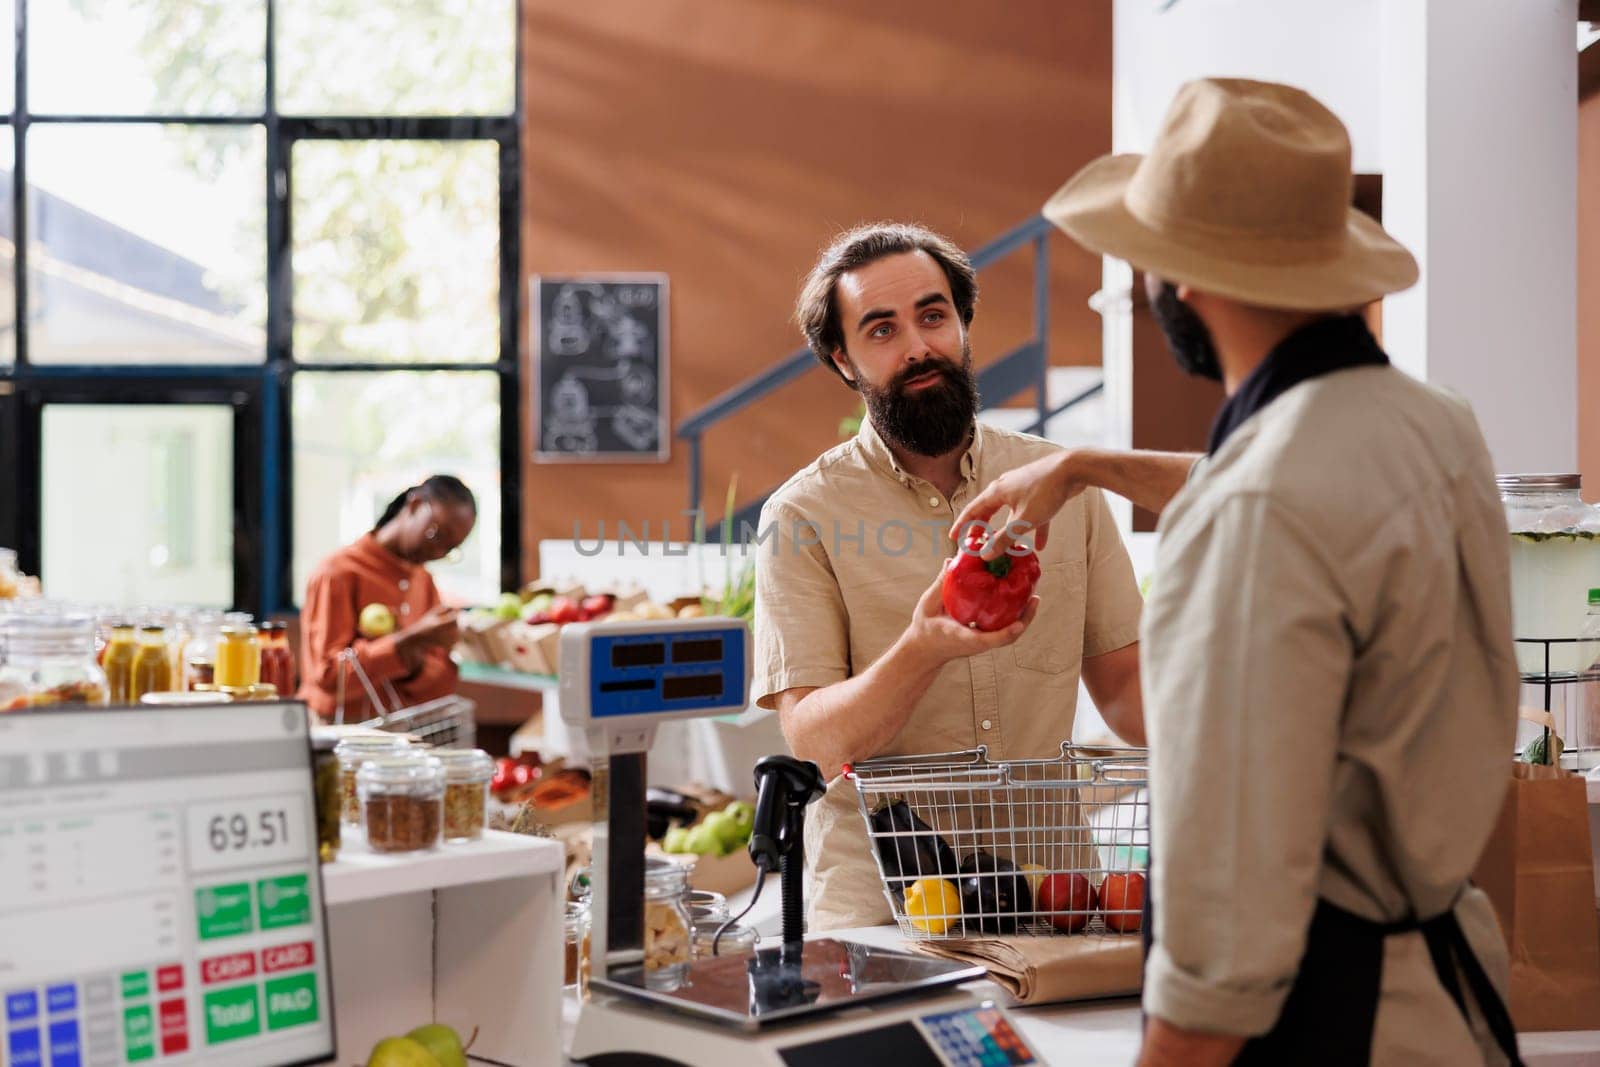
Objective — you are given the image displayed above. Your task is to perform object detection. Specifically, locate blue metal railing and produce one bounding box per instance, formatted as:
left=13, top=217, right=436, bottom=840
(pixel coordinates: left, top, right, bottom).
left=681, top=213, right=1089, bottom=538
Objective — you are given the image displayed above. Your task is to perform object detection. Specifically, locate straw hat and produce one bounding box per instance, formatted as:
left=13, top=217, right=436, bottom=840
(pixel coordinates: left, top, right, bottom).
left=1045, top=78, right=1417, bottom=311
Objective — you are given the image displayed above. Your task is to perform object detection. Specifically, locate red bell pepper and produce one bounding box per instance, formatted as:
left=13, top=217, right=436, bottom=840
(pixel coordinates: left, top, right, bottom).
left=941, top=526, right=1041, bottom=632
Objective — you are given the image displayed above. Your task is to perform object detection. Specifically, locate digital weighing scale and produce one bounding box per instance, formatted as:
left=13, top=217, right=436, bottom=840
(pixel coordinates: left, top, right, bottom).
left=559, top=616, right=1043, bottom=1066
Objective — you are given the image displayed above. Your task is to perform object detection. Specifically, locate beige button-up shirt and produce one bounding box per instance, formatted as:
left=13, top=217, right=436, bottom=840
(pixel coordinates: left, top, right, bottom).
left=1142, top=364, right=1517, bottom=1062
left=753, top=419, right=1144, bottom=929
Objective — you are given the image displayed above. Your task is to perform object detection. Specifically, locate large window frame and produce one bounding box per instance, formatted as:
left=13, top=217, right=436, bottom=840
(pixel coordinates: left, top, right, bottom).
left=0, top=0, right=523, bottom=613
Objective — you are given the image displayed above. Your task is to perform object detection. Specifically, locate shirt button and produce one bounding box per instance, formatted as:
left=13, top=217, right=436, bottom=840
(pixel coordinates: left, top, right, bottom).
left=981, top=719, right=992, bottom=730
left=398, top=579, right=410, bottom=591
left=928, top=496, right=940, bottom=508
left=400, top=604, right=412, bottom=617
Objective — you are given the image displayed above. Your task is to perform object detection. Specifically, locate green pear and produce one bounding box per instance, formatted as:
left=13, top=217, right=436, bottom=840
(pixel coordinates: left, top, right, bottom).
left=366, top=1036, right=441, bottom=1067
left=405, top=1023, right=467, bottom=1067
left=494, top=593, right=523, bottom=621
left=724, top=800, right=754, bottom=837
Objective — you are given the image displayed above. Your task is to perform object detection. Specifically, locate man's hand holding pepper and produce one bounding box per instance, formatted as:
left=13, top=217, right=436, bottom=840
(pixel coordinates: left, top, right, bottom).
left=900, top=567, right=1039, bottom=671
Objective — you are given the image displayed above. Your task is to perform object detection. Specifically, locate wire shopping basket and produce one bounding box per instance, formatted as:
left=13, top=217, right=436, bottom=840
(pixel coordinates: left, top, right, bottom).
left=847, top=743, right=1149, bottom=940
left=333, top=647, right=476, bottom=750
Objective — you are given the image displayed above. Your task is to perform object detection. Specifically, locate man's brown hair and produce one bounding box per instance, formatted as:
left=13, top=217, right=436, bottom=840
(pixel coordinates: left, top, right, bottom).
left=795, top=222, right=978, bottom=389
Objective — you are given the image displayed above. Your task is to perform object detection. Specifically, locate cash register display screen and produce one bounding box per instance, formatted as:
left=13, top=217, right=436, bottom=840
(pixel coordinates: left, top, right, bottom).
left=0, top=703, right=334, bottom=1067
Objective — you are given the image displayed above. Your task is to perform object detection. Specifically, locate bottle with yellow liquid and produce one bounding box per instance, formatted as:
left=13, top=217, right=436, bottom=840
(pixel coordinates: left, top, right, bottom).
left=214, top=625, right=261, bottom=689
left=101, top=621, right=137, bottom=705
left=131, top=625, right=173, bottom=702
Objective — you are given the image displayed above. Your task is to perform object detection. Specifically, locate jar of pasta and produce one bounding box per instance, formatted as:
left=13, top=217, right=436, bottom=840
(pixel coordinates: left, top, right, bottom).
left=643, top=857, right=693, bottom=986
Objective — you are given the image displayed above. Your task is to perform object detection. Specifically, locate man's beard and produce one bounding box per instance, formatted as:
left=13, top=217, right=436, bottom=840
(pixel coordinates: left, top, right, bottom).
left=1150, top=282, right=1223, bottom=381
left=855, top=342, right=980, bottom=457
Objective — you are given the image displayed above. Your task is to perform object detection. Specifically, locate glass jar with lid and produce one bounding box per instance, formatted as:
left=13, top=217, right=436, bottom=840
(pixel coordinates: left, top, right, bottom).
left=0, top=615, right=109, bottom=711
left=101, top=620, right=137, bottom=704
left=358, top=753, right=445, bottom=853
left=335, top=734, right=412, bottom=825
left=643, top=856, right=693, bottom=985
left=131, top=625, right=173, bottom=701
left=691, top=919, right=759, bottom=960
left=311, top=731, right=342, bottom=863
left=214, top=625, right=261, bottom=689
left=564, top=899, right=591, bottom=995
left=182, top=611, right=222, bottom=690
left=1498, top=474, right=1600, bottom=675
left=434, top=748, right=495, bottom=842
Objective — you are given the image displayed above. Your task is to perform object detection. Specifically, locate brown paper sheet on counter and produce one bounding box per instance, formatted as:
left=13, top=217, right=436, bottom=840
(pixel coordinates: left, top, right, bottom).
left=913, top=933, right=1143, bottom=1004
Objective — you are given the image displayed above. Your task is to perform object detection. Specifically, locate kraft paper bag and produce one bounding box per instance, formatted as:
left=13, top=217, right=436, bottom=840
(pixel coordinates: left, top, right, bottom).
left=1473, top=761, right=1600, bottom=1031
left=914, top=933, right=1143, bottom=1004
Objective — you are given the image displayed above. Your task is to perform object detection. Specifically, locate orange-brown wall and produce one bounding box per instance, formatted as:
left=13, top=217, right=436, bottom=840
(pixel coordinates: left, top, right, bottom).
left=1581, top=89, right=1600, bottom=502
left=519, top=1, right=1113, bottom=574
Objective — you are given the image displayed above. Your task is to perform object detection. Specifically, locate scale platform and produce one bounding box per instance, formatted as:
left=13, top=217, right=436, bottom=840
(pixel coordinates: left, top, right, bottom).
left=593, top=938, right=987, bottom=1032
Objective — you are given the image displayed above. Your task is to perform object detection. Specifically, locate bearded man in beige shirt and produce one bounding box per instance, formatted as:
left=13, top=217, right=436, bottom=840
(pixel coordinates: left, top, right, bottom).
left=752, top=221, right=1152, bottom=932
left=960, top=79, right=1521, bottom=1066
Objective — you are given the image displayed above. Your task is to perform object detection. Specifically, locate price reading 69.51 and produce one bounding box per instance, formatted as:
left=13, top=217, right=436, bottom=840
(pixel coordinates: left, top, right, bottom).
left=187, top=795, right=305, bottom=873
left=207, top=810, right=290, bottom=853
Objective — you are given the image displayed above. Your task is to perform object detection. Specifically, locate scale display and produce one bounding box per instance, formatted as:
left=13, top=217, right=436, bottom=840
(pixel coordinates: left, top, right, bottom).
left=0, top=703, right=334, bottom=1067
left=586, top=627, right=746, bottom=718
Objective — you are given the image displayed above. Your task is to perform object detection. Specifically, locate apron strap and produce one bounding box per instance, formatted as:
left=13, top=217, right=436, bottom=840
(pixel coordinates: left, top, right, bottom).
left=1416, top=908, right=1524, bottom=1067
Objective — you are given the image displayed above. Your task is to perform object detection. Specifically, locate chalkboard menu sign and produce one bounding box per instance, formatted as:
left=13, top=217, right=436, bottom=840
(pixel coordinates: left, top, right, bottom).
left=532, top=274, right=669, bottom=462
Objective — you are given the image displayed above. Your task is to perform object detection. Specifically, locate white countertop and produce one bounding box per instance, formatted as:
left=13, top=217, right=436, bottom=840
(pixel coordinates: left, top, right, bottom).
left=321, top=829, right=564, bottom=905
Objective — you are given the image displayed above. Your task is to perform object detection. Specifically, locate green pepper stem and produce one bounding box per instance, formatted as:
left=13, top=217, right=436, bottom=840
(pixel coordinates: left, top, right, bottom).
left=984, top=555, right=1012, bottom=579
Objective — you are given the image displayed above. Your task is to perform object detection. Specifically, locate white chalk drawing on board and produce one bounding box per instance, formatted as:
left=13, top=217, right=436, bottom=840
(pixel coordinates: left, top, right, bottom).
left=542, top=360, right=660, bottom=456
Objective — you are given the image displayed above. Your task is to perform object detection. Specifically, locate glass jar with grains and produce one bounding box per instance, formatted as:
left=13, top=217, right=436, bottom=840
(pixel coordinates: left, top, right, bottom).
left=358, top=753, right=444, bottom=853
left=334, top=734, right=411, bottom=826
left=433, top=748, right=495, bottom=842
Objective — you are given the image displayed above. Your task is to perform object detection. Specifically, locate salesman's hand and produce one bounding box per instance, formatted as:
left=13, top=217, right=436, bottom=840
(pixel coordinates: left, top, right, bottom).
left=949, top=451, right=1086, bottom=561
left=901, top=569, right=1039, bottom=669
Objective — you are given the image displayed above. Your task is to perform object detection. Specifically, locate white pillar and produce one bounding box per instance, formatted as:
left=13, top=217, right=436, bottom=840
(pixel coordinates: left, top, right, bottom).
left=1380, top=0, right=1577, bottom=475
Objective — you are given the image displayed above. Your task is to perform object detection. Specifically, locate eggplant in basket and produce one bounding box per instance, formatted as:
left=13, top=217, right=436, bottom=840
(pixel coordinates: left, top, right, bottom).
left=870, top=800, right=959, bottom=895
left=958, top=851, right=1033, bottom=935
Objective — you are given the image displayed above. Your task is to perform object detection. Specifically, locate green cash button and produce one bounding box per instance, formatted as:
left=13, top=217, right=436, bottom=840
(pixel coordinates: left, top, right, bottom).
left=120, top=970, right=149, bottom=1000
left=123, top=1003, right=155, bottom=1061
left=264, top=973, right=319, bottom=1032
left=196, top=882, right=254, bottom=940
left=203, top=985, right=261, bottom=1045
left=257, top=873, right=311, bottom=930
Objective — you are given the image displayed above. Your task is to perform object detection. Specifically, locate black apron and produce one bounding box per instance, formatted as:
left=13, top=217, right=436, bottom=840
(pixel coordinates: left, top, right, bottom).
left=1141, top=862, right=1524, bottom=1065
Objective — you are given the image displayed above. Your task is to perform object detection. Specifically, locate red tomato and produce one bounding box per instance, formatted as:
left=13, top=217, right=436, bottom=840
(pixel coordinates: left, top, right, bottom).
left=547, top=597, right=582, bottom=625
left=491, top=757, right=518, bottom=794
left=1036, top=872, right=1097, bottom=933
left=1100, top=872, right=1146, bottom=933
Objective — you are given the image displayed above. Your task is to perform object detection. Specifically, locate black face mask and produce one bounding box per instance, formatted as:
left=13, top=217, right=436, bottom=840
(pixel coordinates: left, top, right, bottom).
left=854, top=341, right=980, bottom=457
left=1150, top=282, right=1223, bottom=382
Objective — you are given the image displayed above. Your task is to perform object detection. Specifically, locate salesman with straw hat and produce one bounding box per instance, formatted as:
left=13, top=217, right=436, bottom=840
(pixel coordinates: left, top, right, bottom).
left=952, top=79, right=1521, bottom=1065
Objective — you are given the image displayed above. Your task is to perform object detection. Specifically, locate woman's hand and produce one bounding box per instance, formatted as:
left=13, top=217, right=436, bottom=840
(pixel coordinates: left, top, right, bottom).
left=949, top=451, right=1086, bottom=561
left=394, top=605, right=460, bottom=671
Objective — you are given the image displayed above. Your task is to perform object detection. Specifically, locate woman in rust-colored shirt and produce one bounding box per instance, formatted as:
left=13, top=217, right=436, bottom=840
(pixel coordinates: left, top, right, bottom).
left=297, top=475, right=477, bottom=721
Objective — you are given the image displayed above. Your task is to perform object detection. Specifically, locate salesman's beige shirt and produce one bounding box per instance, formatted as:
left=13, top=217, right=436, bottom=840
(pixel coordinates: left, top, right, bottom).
left=753, top=419, right=1144, bottom=930
left=1142, top=364, right=1517, bottom=1063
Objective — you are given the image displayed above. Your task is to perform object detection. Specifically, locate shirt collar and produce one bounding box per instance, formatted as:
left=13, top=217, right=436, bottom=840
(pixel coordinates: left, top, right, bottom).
left=857, top=416, right=983, bottom=487
left=1207, top=314, right=1389, bottom=455
left=351, top=531, right=415, bottom=581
